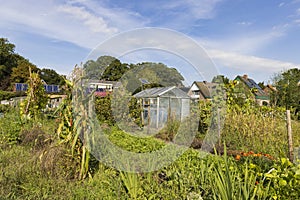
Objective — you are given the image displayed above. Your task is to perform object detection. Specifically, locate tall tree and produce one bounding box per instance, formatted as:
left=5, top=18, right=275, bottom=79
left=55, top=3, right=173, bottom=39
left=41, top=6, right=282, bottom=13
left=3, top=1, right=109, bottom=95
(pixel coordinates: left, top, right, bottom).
left=132, top=62, right=184, bottom=87
left=272, top=68, right=300, bottom=110
left=101, top=59, right=130, bottom=81
left=0, top=38, right=19, bottom=90
left=83, top=55, right=117, bottom=79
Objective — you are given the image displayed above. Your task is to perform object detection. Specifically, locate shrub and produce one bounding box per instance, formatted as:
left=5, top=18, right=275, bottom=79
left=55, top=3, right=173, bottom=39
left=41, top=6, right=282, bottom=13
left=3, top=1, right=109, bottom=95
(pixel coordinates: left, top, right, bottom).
left=0, top=109, right=23, bottom=146
left=0, top=90, right=25, bottom=101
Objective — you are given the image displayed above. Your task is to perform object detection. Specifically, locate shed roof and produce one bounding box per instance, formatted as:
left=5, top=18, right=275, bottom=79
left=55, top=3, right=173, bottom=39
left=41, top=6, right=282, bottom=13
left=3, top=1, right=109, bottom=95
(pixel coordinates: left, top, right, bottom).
left=134, top=86, right=190, bottom=98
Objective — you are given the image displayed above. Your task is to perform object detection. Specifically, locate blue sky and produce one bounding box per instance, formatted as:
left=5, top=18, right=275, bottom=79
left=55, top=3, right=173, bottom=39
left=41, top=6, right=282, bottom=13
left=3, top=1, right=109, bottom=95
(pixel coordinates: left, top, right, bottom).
left=1, top=0, right=300, bottom=84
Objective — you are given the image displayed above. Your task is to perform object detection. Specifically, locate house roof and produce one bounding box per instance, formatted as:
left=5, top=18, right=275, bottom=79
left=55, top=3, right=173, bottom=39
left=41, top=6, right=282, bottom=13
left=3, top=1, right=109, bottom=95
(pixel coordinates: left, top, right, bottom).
left=179, top=87, right=190, bottom=93
left=193, top=81, right=217, bottom=99
left=263, top=84, right=277, bottom=96
left=134, top=86, right=190, bottom=98
left=235, top=75, right=269, bottom=99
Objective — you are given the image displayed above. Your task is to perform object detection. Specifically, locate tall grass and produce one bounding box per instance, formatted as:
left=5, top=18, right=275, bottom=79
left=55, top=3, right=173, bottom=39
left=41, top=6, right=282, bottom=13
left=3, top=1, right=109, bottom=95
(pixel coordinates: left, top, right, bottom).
left=222, top=108, right=300, bottom=158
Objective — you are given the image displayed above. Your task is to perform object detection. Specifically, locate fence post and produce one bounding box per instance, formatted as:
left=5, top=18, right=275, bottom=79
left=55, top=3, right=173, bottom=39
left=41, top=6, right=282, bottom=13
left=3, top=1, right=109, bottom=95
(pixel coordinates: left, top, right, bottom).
left=286, top=110, right=293, bottom=162
left=217, top=108, right=221, bottom=147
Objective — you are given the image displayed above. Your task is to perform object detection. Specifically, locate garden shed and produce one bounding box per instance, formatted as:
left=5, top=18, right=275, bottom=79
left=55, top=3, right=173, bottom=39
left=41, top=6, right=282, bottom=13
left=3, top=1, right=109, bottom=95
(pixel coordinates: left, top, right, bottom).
left=134, top=86, right=190, bottom=129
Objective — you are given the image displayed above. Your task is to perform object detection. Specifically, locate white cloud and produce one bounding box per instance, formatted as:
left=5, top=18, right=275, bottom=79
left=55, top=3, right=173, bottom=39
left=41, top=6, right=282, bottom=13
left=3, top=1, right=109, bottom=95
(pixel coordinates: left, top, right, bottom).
left=199, top=28, right=286, bottom=55
left=0, top=0, right=143, bottom=49
left=294, top=19, right=300, bottom=24
left=237, top=21, right=253, bottom=26
left=183, top=0, right=222, bottom=19
left=149, top=0, right=221, bottom=19
left=57, top=4, right=118, bottom=34
left=278, top=2, right=285, bottom=7
left=207, top=49, right=299, bottom=78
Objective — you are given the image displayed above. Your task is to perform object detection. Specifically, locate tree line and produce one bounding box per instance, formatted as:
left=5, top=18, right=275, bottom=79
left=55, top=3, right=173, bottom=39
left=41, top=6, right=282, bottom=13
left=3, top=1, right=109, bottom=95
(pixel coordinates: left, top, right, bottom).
left=0, top=38, right=65, bottom=91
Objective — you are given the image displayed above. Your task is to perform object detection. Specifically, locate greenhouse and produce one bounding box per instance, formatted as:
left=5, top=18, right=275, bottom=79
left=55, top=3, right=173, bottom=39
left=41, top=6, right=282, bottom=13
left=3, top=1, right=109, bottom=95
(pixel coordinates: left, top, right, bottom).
left=134, top=86, right=190, bottom=129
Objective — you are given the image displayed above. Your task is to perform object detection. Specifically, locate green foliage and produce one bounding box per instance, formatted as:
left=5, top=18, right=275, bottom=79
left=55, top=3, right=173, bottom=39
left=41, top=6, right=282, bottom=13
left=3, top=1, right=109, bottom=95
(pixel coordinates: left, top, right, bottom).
left=156, top=113, right=181, bottom=141
left=128, top=97, right=143, bottom=127
left=39, top=68, right=65, bottom=85
left=273, top=68, right=300, bottom=110
left=1, top=38, right=65, bottom=91
left=108, top=128, right=165, bottom=153
left=10, top=59, right=38, bottom=84
left=221, top=107, right=300, bottom=158
left=211, top=146, right=271, bottom=200
left=197, top=100, right=212, bottom=134
left=120, top=171, right=141, bottom=199
left=2, top=57, right=300, bottom=199
left=102, top=59, right=130, bottom=81
left=131, top=62, right=184, bottom=87
left=1, top=122, right=300, bottom=199
left=0, top=109, right=23, bottom=146
left=56, top=77, right=86, bottom=180
left=84, top=56, right=185, bottom=87
left=83, top=55, right=117, bottom=79
left=226, top=79, right=255, bottom=111
left=94, top=94, right=114, bottom=124
left=56, top=67, right=94, bottom=180
left=0, top=90, right=25, bottom=101
left=0, top=38, right=18, bottom=90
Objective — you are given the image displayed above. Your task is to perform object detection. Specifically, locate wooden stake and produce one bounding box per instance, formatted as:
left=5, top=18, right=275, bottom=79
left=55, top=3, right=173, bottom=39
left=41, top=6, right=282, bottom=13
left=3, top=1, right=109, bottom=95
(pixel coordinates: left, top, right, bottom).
left=286, top=110, right=293, bottom=162
left=217, top=108, right=221, bottom=147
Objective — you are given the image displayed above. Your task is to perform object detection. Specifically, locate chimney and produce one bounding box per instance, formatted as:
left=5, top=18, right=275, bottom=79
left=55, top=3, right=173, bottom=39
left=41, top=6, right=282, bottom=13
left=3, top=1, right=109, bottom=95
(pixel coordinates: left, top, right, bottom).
left=243, top=74, right=248, bottom=80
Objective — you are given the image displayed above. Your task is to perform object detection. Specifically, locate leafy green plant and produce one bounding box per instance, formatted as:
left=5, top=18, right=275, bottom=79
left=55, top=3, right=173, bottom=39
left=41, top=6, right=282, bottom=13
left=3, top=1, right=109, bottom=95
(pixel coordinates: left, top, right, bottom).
left=212, top=146, right=271, bottom=200
left=0, top=109, right=23, bottom=146
left=263, top=158, right=300, bottom=199
left=20, top=70, right=48, bottom=120
left=120, top=171, right=141, bottom=199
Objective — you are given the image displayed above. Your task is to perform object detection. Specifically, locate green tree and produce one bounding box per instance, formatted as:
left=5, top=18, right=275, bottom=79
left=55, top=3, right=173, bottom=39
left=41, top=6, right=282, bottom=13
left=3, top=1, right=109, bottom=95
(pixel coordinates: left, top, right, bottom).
left=212, top=75, right=230, bottom=85
left=0, top=38, right=19, bottom=90
left=128, top=62, right=184, bottom=87
left=101, top=59, right=130, bottom=81
left=84, top=55, right=117, bottom=79
left=136, top=62, right=184, bottom=87
left=39, top=68, right=65, bottom=85
left=84, top=56, right=185, bottom=87
left=273, top=68, right=300, bottom=110
left=10, top=59, right=38, bottom=84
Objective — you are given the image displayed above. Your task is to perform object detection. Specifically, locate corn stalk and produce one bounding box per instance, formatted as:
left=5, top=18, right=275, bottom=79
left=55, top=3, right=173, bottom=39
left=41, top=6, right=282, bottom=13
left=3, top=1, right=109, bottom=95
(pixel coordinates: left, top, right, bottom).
left=56, top=65, right=93, bottom=180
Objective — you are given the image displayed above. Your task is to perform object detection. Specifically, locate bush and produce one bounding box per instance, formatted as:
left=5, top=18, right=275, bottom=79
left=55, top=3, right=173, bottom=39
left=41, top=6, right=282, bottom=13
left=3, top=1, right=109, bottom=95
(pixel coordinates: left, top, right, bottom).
left=0, top=109, right=23, bottom=146
left=0, top=90, right=25, bottom=101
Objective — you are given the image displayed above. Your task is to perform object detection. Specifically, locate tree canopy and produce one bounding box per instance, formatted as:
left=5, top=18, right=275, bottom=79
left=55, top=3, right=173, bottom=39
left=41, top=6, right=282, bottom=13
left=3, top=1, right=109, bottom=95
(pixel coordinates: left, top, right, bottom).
left=0, top=38, right=19, bottom=90
left=83, top=55, right=117, bottom=80
left=39, top=68, right=65, bottom=85
left=10, top=59, right=38, bottom=84
left=272, top=68, right=300, bottom=110
left=83, top=56, right=185, bottom=88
